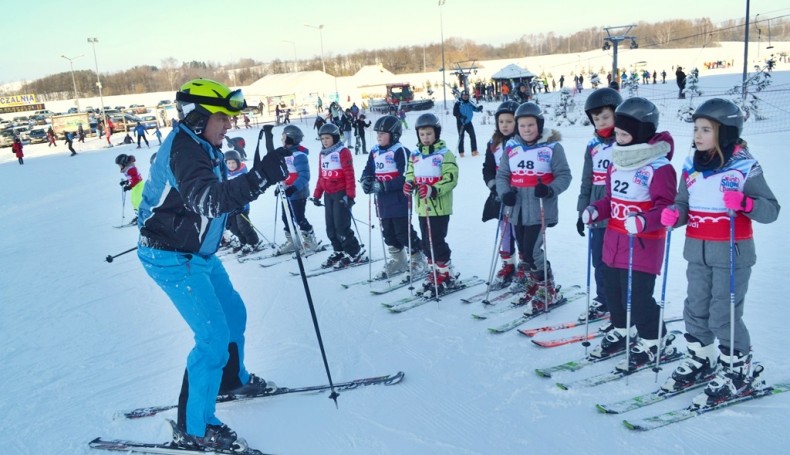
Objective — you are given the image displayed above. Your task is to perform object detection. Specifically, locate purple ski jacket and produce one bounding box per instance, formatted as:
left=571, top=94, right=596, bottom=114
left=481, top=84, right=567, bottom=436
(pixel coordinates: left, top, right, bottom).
left=591, top=131, right=677, bottom=275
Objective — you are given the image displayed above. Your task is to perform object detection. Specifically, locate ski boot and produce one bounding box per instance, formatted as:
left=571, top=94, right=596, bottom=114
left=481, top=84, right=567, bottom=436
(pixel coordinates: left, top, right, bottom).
left=589, top=326, right=637, bottom=359
left=508, top=260, right=531, bottom=293
left=615, top=332, right=677, bottom=372
left=170, top=419, right=249, bottom=453
left=510, top=269, right=544, bottom=307
left=407, top=250, right=428, bottom=278
left=577, top=298, right=609, bottom=322
left=334, top=248, right=367, bottom=269
left=692, top=349, right=758, bottom=408
left=300, top=229, right=320, bottom=253
left=660, top=334, right=719, bottom=393
left=221, top=373, right=277, bottom=397
left=420, top=260, right=457, bottom=298
left=491, top=253, right=516, bottom=289
left=322, top=251, right=344, bottom=268
left=523, top=279, right=561, bottom=316
left=276, top=232, right=296, bottom=255
left=375, top=246, right=408, bottom=279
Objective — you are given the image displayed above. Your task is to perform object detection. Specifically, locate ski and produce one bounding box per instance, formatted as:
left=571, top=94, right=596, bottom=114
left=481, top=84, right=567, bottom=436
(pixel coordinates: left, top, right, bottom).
left=596, top=372, right=718, bottom=414
left=519, top=315, right=610, bottom=337
left=89, top=435, right=271, bottom=455
left=529, top=316, right=683, bottom=348
left=459, top=283, right=510, bottom=304
left=385, top=277, right=486, bottom=313
left=471, top=284, right=582, bottom=319
left=556, top=350, right=684, bottom=390
left=245, top=244, right=328, bottom=265
left=112, top=222, right=137, bottom=229
left=534, top=329, right=682, bottom=378
left=369, top=272, right=429, bottom=295
left=119, top=371, right=404, bottom=420
left=622, top=380, right=790, bottom=431
left=288, top=257, right=383, bottom=278
left=487, top=289, right=588, bottom=333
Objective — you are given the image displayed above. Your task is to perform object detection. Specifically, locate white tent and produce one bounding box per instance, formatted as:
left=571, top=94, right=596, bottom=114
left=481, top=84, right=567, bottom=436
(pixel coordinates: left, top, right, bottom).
left=490, top=63, right=536, bottom=81
left=245, top=70, right=337, bottom=114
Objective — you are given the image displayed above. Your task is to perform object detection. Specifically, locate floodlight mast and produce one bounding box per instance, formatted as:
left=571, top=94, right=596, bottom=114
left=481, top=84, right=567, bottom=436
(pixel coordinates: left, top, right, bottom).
left=603, top=25, right=638, bottom=85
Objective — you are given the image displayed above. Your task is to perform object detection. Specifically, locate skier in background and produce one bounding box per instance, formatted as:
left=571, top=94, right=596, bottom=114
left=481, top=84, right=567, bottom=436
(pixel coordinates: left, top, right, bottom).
left=116, top=153, right=144, bottom=224
left=453, top=90, right=483, bottom=157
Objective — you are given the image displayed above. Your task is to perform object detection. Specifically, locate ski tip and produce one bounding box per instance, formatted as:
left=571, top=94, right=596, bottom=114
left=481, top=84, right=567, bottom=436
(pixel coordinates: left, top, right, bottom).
left=622, top=420, right=641, bottom=431
left=556, top=382, right=570, bottom=391
left=595, top=404, right=615, bottom=414
left=535, top=369, right=552, bottom=378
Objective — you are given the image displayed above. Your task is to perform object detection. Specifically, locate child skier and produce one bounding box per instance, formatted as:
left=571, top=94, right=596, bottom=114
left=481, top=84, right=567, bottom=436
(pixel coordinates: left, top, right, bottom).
left=116, top=154, right=144, bottom=224
left=576, top=87, right=623, bottom=322
left=404, top=113, right=459, bottom=297
left=496, top=102, right=572, bottom=314
left=313, top=123, right=365, bottom=269
left=361, top=115, right=425, bottom=280
left=481, top=100, right=520, bottom=288
left=275, top=125, right=320, bottom=255
left=659, top=98, right=780, bottom=406
left=12, top=136, right=24, bottom=165
left=224, top=150, right=265, bottom=255
left=581, top=97, right=677, bottom=371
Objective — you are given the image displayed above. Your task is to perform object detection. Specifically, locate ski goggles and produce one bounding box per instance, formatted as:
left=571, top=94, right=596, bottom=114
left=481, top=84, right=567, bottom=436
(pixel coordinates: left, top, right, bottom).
left=175, top=89, right=247, bottom=113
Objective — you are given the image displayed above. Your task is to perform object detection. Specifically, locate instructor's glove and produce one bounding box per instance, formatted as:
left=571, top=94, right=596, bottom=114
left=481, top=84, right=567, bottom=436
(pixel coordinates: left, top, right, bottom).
left=576, top=217, right=585, bottom=237
left=340, top=195, right=355, bottom=208
left=247, top=144, right=290, bottom=192
left=311, top=197, right=323, bottom=207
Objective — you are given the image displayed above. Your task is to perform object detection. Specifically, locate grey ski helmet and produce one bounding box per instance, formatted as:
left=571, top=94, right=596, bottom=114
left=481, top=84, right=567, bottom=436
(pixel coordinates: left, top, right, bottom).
left=514, top=102, right=545, bottom=135
left=415, top=113, right=442, bottom=139
left=692, top=98, right=743, bottom=149
left=283, top=125, right=304, bottom=145
left=115, top=154, right=132, bottom=167
left=373, top=115, right=402, bottom=144
left=495, top=100, right=519, bottom=122
left=318, top=123, right=341, bottom=144
left=224, top=150, right=242, bottom=166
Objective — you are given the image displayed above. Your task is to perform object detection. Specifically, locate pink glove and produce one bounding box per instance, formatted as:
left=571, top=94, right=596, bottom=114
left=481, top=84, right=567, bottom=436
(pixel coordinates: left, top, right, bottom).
left=661, top=206, right=680, bottom=227
left=624, top=214, right=646, bottom=234
left=418, top=184, right=435, bottom=199
left=580, top=206, right=598, bottom=224
left=403, top=180, right=414, bottom=196
left=723, top=191, right=754, bottom=213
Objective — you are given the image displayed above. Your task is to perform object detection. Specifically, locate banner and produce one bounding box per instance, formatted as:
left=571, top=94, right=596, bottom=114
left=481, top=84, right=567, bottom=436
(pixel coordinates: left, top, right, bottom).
left=0, top=93, right=44, bottom=114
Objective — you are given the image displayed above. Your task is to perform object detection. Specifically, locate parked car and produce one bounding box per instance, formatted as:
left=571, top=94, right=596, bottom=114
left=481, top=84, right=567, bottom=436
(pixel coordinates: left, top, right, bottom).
left=139, top=114, right=159, bottom=129
left=67, top=107, right=79, bottom=114
left=157, top=100, right=174, bottom=107
left=12, top=126, right=30, bottom=141
left=0, top=129, right=15, bottom=147
left=28, top=128, right=48, bottom=144
left=110, top=114, right=142, bottom=132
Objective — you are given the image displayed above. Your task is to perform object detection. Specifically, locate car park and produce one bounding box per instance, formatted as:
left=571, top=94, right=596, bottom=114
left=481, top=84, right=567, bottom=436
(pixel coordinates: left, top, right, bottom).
left=28, top=128, right=48, bottom=144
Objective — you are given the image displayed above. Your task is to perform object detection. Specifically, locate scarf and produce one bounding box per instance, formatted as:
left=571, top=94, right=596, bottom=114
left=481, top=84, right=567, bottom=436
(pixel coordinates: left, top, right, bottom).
left=612, top=140, right=670, bottom=170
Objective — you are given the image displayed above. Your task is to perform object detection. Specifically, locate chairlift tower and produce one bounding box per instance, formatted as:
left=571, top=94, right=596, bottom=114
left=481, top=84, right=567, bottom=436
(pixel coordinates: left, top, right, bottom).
left=602, top=25, right=638, bottom=85
left=449, top=61, right=479, bottom=93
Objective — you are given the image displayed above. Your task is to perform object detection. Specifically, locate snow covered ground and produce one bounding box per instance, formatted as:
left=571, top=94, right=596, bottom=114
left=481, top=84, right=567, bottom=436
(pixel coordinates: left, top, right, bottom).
left=1, top=71, right=788, bottom=455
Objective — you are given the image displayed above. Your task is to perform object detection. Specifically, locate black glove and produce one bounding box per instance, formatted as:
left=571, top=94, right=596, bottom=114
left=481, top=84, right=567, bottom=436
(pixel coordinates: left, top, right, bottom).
left=311, top=197, right=323, bottom=207
left=262, top=124, right=275, bottom=153
left=576, top=217, right=585, bottom=237
left=274, top=186, right=280, bottom=196
left=119, top=180, right=128, bottom=187
left=534, top=179, right=554, bottom=199
left=249, top=147, right=288, bottom=191
left=361, top=177, right=374, bottom=194
left=475, top=105, right=483, bottom=112
left=284, top=185, right=297, bottom=198
left=501, top=190, right=517, bottom=207
left=123, top=184, right=131, bottom=192
left=340, top=195, right=355, bottom=208
left=372, top=180, right=383, bottom=193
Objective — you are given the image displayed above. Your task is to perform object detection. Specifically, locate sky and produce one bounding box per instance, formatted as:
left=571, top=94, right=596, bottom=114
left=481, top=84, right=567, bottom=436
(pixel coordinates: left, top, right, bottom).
left=3, top=0, right=789, bottom=84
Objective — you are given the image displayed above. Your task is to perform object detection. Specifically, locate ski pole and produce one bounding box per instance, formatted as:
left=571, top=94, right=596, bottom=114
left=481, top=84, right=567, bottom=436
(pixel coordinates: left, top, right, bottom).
left=272, top=189, right=279, bottom=245
left=406, top=190, right=415, bottom=293
left=482, top=204, right=507, bottom=305
left=368, top=193, right=373, bottom=282
left=653, top=227, right=672, bottom=381
left=373, top=193, right=390, bottom=282
left=423, top=195, right=440, bottom=302
left=345, top=199, right=364, bottom=250
left=105, top=246, right=138, bottom=263
left=625, top=229, right=635, bottom=386
left=582, top=224, right=593, bottom=356
left=728, top=209, right=736, bottom=371
left=121, top=187, right=127, bottom=225
left=279, top=184, right=309, bottom=257
left=539, top=196, right=549, bottom=318
left=280, top=184, right=340, bottom=406
left=239, top=213, right=274, bottom=248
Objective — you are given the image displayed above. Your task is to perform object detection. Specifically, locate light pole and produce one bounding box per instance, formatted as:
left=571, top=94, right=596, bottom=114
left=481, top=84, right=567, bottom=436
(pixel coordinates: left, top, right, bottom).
left=755, top=14, right=761, bottom=59
left=61, top=54, right=84, bottom=111
left=304, top=24, right=325, bottom=73
left=439, top=0, right=447, bottom=109
left=282, top=40, right=298, bottom=72
left=87, top=37, right=108, bottom=136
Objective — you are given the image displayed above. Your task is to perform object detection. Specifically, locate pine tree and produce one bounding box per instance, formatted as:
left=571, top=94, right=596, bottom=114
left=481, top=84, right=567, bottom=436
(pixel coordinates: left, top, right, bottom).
left=726, top=63, right=773, bottom=121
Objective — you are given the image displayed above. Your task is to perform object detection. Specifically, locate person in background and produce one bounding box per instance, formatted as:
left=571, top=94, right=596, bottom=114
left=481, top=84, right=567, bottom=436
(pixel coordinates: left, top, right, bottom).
left=453, top=90, right=483, bottom=157
left=12, top=136, right=24, bottom=164
left=134, top=121, right=150, bottom=149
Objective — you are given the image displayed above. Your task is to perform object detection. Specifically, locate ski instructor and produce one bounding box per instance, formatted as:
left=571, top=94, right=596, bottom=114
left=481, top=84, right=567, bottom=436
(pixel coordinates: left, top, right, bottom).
left=136, top=78, right=289, bottom=452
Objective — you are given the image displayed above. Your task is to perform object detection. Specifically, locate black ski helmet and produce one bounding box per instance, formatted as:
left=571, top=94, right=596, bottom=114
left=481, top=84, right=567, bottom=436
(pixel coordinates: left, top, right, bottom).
left=584, top=87, right=623, bottom=122
left=692, top=98, right=743, bottom=149
left=318, top=123, right=341, bottom=144
left=415, top=113, right=442, bottom=139
left=514, top=102, right=545, bottom=135
left=224, top=150, right=242, bottom=166
left=283, top=125, right=304, bottom=145
left=494, top=100, right=519, bottom=122
left=115, top=154, right=131, bottom=167
left=614, top=97, right=659, bottom=144
left=373, top=115, right=402, bottom=144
